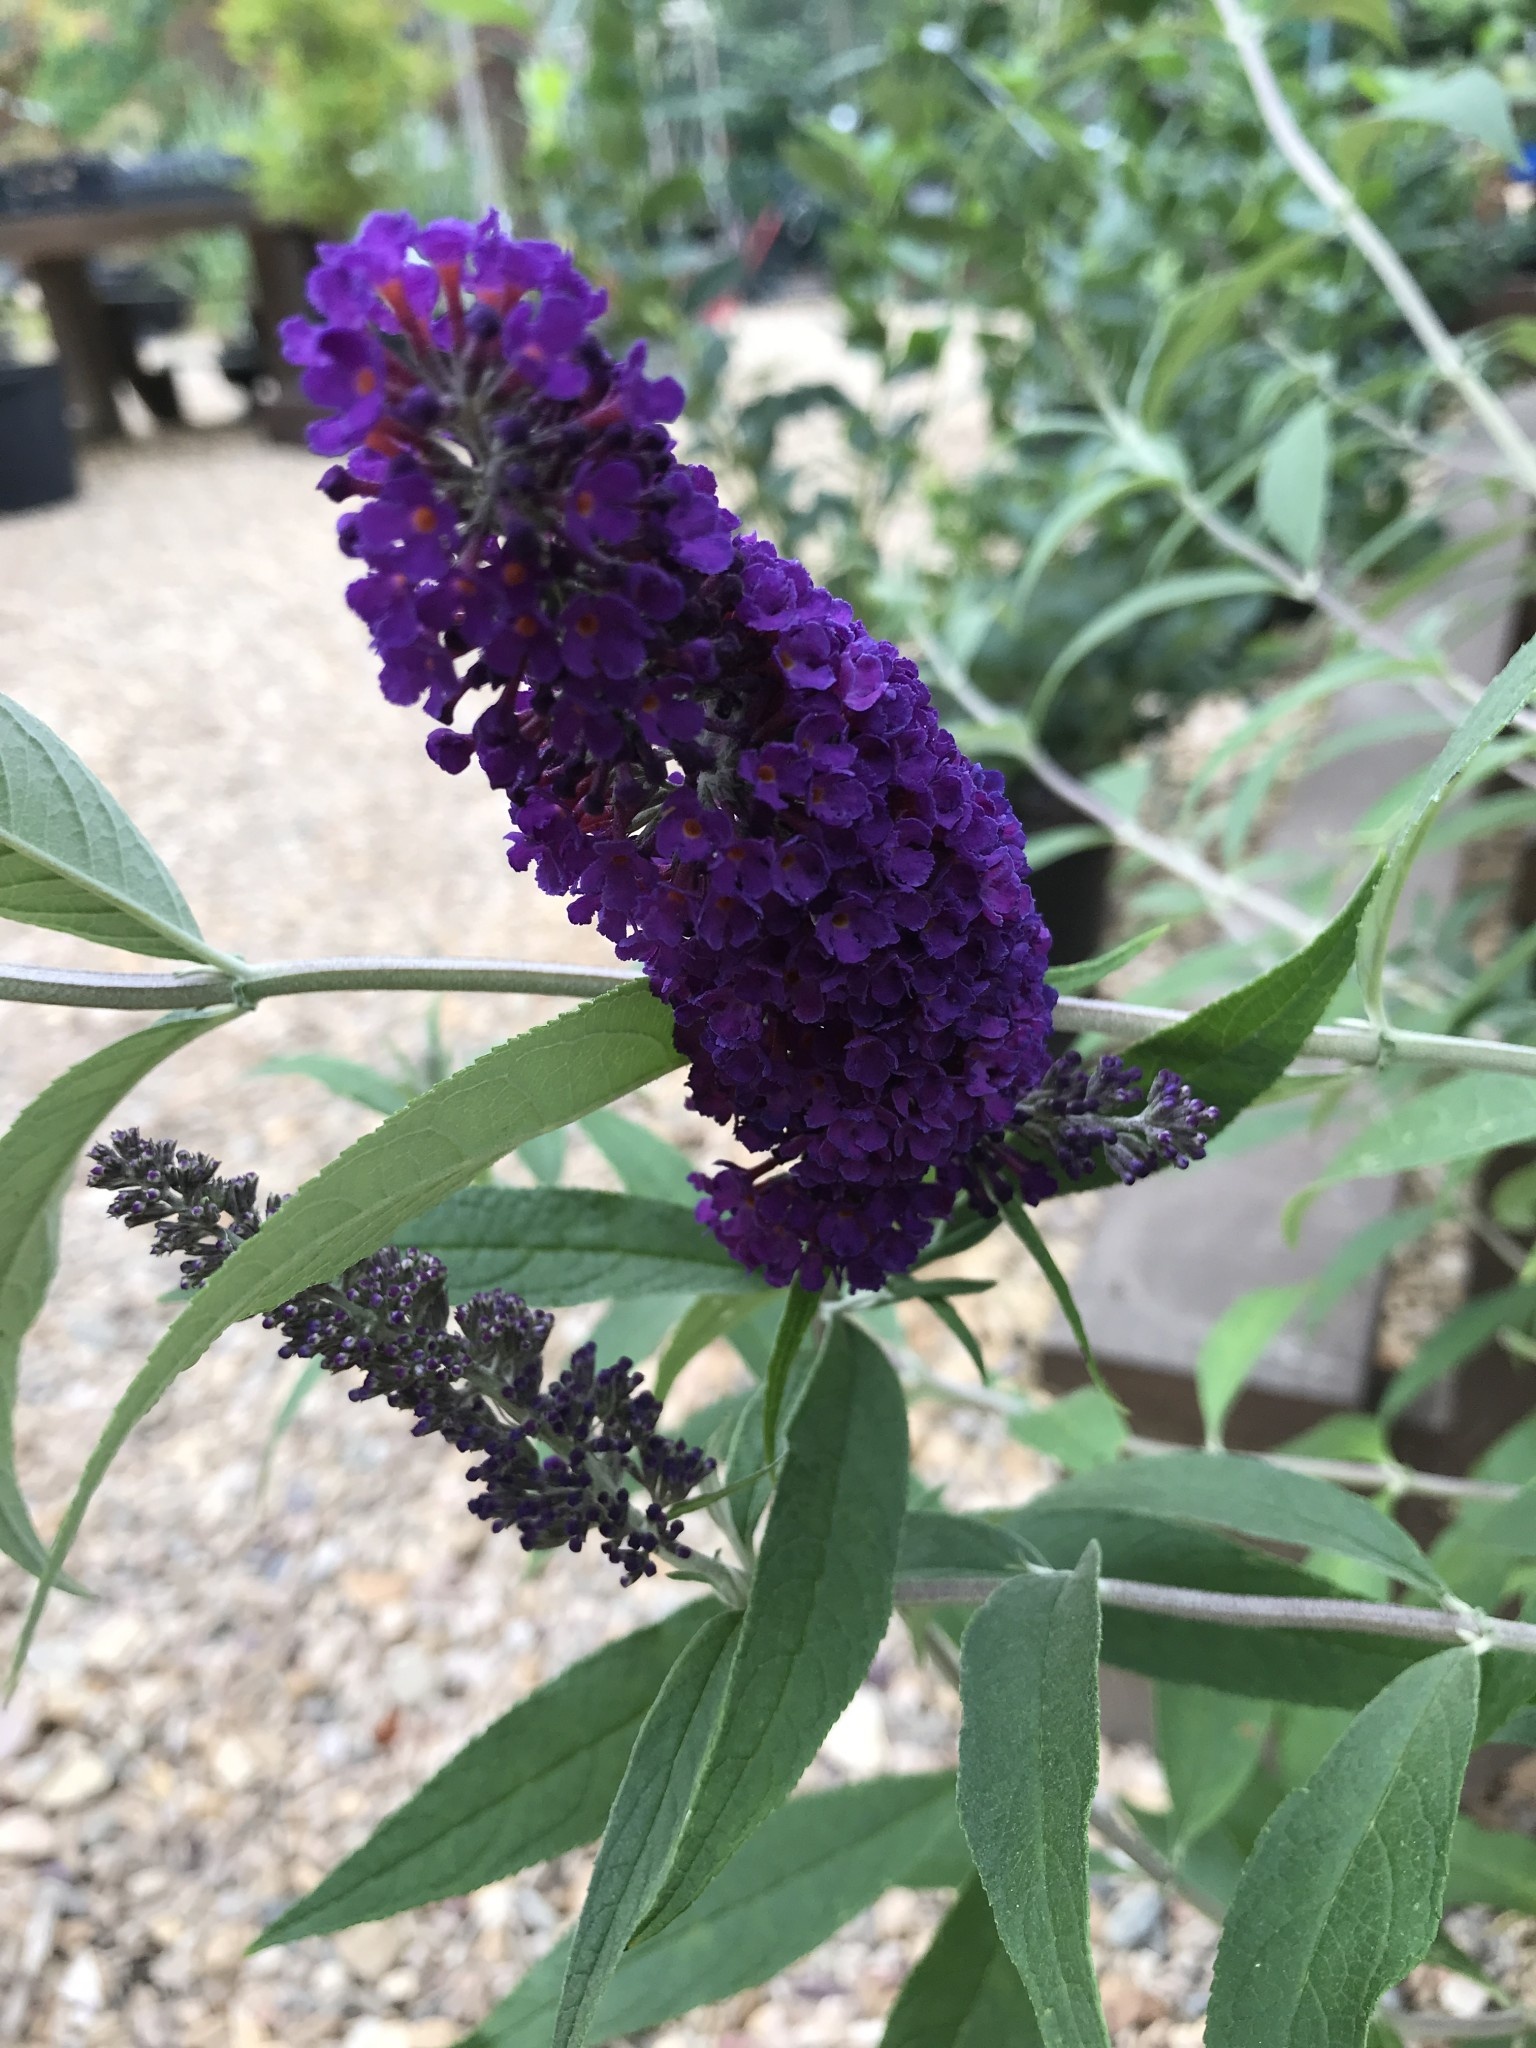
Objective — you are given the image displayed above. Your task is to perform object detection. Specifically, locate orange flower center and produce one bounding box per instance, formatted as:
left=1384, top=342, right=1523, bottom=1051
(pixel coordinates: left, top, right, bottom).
left=410, top=505, right=437, bottom=533
left=354, top=367, right=377, bottom=397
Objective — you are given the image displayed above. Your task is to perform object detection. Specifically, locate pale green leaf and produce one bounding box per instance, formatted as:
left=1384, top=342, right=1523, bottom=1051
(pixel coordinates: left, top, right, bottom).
left=1205, top=1648, right=1479, bottom=2048
left=12, top=984, right=683, bottom=1677
left=1039, top=1452, right=1443, bottom=1593
left=1028, top=571, right=1278, bottom=733
left=958, top=1549, right=1110, bottom=2048
left=640, top=1320, right=908, bottom=1935
left=881, top=1879, right=1043, bottom=2047
left=0, top=693, right=215, bottom=961
left=1256, top=401, right=1331, bottom=567
left=463, top=1774, right=964, bottom=2047
left=553, top=1610, right=740, bottom=2048
left=580, top=1109, right=696, bottom=1207
left=254, top=1602, right=715, bottom=1947
left=654, top=1291, right=772, bottom=1399
left=1197, top=1284, right=1310, bottom=1447
left=396, top=1186, right=752, bottom=1304
left=1357, top=632, right=1536, bottom=1017
left=1319, top=1072, right=1536, bottom=1187
left=1047, top=925, right=1168, bottom=996
left=0, top=1009, right=229, bottom=1579
left=1008, top=1388, right=1128, bottom=1474
left=761, top=1283, right=824, bottom=1457
left=1373, top=66, right=1519, bottom=158
left=256, top=1053, right=413, bottom=1117
left=1155, top=1683, right=1272, bottom=1855
left=1141, top=236, right=1319, bottom=425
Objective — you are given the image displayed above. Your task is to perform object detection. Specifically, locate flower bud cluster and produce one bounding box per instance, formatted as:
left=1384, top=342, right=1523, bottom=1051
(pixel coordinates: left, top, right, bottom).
left=968, top=1051, right=1220, bottom=1213
left=87, top=1130, right=714, bottom=1584
left=283, top=211, right=1058, bottom=1292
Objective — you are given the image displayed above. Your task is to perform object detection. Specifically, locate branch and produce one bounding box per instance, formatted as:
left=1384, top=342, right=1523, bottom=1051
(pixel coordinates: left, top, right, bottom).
left=902, top=1369, right=1519, bottom=1505
left=1211, top=0, right=1536, bottom=501
left=7, top=954, right=1536, bottom=1081
left=896, top=1572, right=1536, bottom=1655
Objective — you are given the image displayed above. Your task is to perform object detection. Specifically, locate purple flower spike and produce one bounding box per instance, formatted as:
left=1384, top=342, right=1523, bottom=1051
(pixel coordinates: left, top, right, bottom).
left=285, top=212, right=1203, bottom=1293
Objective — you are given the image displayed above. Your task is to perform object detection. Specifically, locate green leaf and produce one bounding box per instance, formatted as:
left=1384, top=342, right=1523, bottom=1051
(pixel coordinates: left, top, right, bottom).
left=256, top=1053, right=413, bottom=1117
left=516, top=1127, right=566, bottom=1187
left=463, top=1774, right=963, bottom=2048
left=1445, top=1814, right=1536, bottom=1914
left=1357, top=631, right=1536, bottom=1016
left=761, top=1283, right=824, bottom=1457
left=1005, top=1205, right=1113, bottom=1404
left=958, top=1549, right=1110, bottom=2048
left=1373, top=65, right=1519, bottom=157
left=1197, top=1284, right=1311, bottom=1447
left=13, top=984, right=682, bottom=1678
left=1009, top=1503, right=1429, bottom=1708
left=588, top=1291, right=691, bottom=1368
left=0, top=1009, right=230, bottom=1579
left=1123, top=863, right=1380, bottom=1133
left=640, top=1320, right=908, bottom=1935
left=1314, top=1073, right=1536, bottom=1188
left=654, top=1291, right=771, bottom=1399
left=1009, top=1388, right=1128, bottom=1473
left=253, top=1602, right=715, bottom=1948
left=1012, top=469, right=1161, bottom=619
left=0, top=693, right=216, bottom=961
left=881, top=1879, right=1043, bottom=2048
left=1141, top=236, right=1319, bottom=425
left=1205, top=1648, right=1479, bottom=2048
left=0, top=1202, right=60, bottom=1578
left=1035, top=1452, right=1442, bottom=1593
left=1256, top=401, right=1331, bottom=568
left=580, top=1109, right=696, bottom=1207
left=1028, top=570, right=1278, bottom=734
left=1155, top=1683, right=1271, bottom=1856
left=1380, top=1284, right=1536, bottom=1425
left=553, top=1610, right=740, bottom=2048
left=396, top=1186, right=752, bottom=1304
left=1047, top=925, right=1168, bottom=996
left=1283, top=0, right=1401, bottom=43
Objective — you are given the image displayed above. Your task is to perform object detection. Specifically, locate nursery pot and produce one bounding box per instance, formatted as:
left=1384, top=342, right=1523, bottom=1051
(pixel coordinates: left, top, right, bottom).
left=0, top=361, right=77, bottom=514
left=1007, top=770, right=1114, bottom=976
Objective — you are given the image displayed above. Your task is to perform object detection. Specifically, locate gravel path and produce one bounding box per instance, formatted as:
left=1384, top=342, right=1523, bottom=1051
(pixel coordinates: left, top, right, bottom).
left=0, top=431, right=1101, bottom=2048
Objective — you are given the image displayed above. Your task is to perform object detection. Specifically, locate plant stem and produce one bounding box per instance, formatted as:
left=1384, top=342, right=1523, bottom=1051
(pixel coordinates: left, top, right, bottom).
left=903, top=1366, right=1519, bottom=1503
left=1212, top=0, right=1536, bottom=501
left=895, top=1572, right=1536, bottom=1654
left=8, top=953, right=1536, bottom=1080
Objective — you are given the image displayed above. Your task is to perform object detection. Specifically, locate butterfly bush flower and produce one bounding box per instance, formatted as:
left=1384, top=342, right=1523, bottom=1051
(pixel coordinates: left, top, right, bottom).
left=89, top=1131, right=713, bottom=1583
left=283, top=212, right=1212, bottom=1291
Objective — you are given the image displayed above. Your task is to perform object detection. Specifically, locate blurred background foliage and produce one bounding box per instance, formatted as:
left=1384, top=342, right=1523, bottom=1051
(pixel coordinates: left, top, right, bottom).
left=1, top=0, right=1532, bottom=779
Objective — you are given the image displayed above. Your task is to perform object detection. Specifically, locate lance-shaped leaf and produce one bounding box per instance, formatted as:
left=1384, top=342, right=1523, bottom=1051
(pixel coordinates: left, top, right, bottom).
left=0, top=693, right=217, bottom=960
left=254, top=1601, right=715, bottom=1948
left=579, top=1109, right=696, bottom=1206
left=760, top=1282, right=824, bottom=1456
left=1035, top=1451, right=1442, bottom=1594
left=12, top=984, right=683, bottom=1678
left=553, top=1610, right=740, bottom=2048
left=461, top=1774, right=963, bottom=2048
left=0, top=1009, right=230, bottom=1578
left=1205, top=1647, right=1479, bottom=2048
left=1038, top=867, right=1380, bottom=1200
left=1155, top=1683, right=1272, bottom=1856
left=958, top=1549, right=1110, bottom=2048
left=638, top=1319, right=909, bottom=1936
left=654, top=1290, right=771, bottom=1398
left=396, top=1186, right=755, bottom=1304
left=881, top=1878, right=1043, bottom=2048
left=1357, top=630, right=1536, bottom=1015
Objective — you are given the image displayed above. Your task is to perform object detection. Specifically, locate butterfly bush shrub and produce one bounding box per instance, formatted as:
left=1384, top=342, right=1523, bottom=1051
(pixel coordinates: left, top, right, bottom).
left=4, top=36, right=1536, bottom=2045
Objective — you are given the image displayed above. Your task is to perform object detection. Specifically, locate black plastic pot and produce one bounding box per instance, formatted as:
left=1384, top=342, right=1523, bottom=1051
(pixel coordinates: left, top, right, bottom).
left=1008, top=770, right=1114, bottom=976
left=0, top=361, right=77, bottom=514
